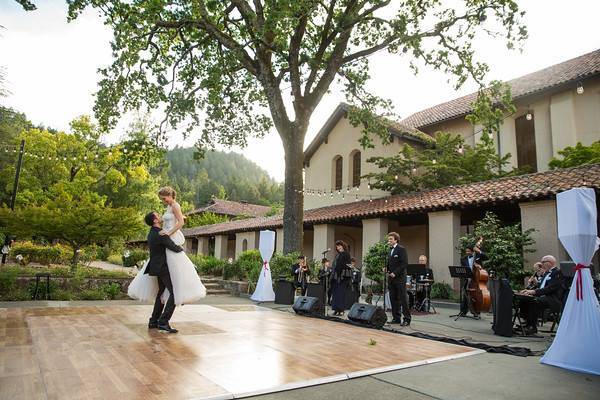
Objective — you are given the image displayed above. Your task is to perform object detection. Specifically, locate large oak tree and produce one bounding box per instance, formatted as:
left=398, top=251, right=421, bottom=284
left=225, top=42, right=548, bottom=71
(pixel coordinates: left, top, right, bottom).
left=63, top=0, right=526, bottom=252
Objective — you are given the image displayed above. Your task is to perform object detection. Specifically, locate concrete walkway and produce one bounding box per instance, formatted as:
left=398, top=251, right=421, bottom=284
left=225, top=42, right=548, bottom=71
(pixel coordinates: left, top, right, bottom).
left=89, top=260, right=137, bottom=276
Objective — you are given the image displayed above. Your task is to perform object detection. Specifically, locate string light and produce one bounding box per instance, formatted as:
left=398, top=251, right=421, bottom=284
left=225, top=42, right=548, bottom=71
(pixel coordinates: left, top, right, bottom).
left=526, top=111, right=533, bottom=121
left=576, top=82, right=584, bottom=95
left=457, top=145, right=464, bottom=154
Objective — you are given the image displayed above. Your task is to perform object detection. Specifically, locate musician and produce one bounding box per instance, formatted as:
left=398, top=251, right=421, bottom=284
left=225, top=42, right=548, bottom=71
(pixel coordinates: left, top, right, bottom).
left=318, top=258, right=332, bottom=304
left=415, top=255, right=435, bottom=307
left=291, top=255, right=310, bottom=296
left=331, top=240, right=352, bottom=316
left=386, top=232, right=411, bottom=326
left=459, top=239, right=488, bottom=317
left=518, top=255, right=564, bottom=335
left=525, top=262, right=544, bottom=290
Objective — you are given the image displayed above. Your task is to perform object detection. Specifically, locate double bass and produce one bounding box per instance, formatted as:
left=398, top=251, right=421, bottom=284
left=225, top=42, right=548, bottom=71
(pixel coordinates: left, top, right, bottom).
left=467, top=238, right=491, bottom=314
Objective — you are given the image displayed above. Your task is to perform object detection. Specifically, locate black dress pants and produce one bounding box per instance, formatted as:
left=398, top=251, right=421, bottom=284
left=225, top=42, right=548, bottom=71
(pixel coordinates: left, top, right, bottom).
left=523, top=295, right=561, bottom=327
left=389, top=277, right=411, bottom=322
left=150, top=271, right=176, bottom=326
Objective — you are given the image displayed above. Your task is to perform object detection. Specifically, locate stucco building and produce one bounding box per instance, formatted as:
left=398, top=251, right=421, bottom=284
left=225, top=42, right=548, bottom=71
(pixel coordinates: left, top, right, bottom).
left=183, top=49, right=600, bottom=287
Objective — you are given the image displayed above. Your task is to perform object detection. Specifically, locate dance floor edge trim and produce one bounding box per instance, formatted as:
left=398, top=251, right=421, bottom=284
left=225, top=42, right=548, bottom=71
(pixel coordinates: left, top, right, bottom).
left=211, top=348, right=485, bottom=400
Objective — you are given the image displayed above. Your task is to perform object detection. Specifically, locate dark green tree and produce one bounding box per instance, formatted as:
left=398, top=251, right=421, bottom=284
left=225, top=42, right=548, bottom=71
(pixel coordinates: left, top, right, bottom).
left=548, top=141, right=600, bottom=170
left=64, top=0, right=527, bottom=252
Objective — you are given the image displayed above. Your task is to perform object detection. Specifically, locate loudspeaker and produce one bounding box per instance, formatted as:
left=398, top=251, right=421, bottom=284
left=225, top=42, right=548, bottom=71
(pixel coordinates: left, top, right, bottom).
left=292, top=296, right=321, bottom=315
left=493, top=279, right=514, bottom=337
left=275, top=281, right=295, bottom=305
left=348, top=303, right=387, bottom=329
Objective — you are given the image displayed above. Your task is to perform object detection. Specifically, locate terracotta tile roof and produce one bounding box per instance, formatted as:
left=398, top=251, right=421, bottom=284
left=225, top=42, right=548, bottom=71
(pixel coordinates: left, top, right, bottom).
left=402, top=48, right=600, bottom=129
left=187, top=198, right=271, bottom=217
left=183, top=164, right=600, bottom=237
left=304, top=103, right=433, bottom=165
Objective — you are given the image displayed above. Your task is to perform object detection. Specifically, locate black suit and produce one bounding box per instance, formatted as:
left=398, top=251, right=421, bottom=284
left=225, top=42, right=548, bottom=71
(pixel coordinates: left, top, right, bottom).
left=386, top=245, right=410, bottom=322
left=459, top=251, right=488, bottom=315
left=145, top=226, right=183, bottom=325
left=291, top=263, right=310, bottom=295
left=522, top=267, right=565, bottom=328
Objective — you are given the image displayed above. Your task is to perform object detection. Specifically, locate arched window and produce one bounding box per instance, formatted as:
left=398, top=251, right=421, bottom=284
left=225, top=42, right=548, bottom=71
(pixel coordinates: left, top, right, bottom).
left=242, top=239, right=248, bottom=252
left=332, top=155, right=343, bottom=190
left=350, top=150, right=361, bottom=187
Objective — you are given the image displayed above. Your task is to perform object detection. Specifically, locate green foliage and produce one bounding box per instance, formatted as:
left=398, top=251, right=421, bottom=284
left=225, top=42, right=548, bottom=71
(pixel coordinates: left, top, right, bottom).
left=106, top=254, right=123, bottom=266
left=366, top=130, right=521, bottom=194
left=430, top=282, right=455, bottom=300
left=166, top=148, right=283, bottom=209
left=0, top=265, right=129, bottom=279
left=122, top=249, right=147, bottom=268
left=67, top=0, right=526, bottom=253
left=363, top=241, right=389, bottom=284
left=185, top=212, right=229, bottom=228
left=230, top=250, right=262, bottom=282
left=9, top=242, right=70, bottom=265
left=269, top=252, right=300, bottom=280
left=189, top=254, right=227, bottom=276
left=549, top=141, right=600, bottom=170
left=459, top=212, right=535, bottom=287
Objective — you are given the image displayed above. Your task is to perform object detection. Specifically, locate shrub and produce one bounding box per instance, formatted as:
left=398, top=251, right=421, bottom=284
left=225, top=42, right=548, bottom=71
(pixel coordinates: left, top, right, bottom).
left=107, top=254, right=123, bottom=266
left=0, top=265, right=129, bottom=279
left=269, top=252, right=299, bottom=280
left=0, top=268, right=18, bottom=293
left=78, top=289, right=107, bottom=300
left=101, top=282, right=123, bottom=300
left=10, top=241, right=70, bottom=265
left=122, top=249, right=147, bottom=268
left=458, top=212, right=535, bottom=287
left=52, top=289, right=75, bottom=301
left=363, top=240, right=389, bottom=284
left=191, top=255, right=227, bottom=276
left=430, top=282, right=454, bottom=300
left=233, top=250, right=262, bottom=282
left=26, top=280, right=59, bottom=300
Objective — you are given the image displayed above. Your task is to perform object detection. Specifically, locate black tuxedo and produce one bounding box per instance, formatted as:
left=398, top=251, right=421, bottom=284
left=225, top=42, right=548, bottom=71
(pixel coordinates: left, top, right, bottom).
left=386, top=245, right=410, bottom=322
left=146, top=226, right=183, bottom=326
left=522, top=267, right=565, bottom=328
left=291, top=263, right=310, bottom=295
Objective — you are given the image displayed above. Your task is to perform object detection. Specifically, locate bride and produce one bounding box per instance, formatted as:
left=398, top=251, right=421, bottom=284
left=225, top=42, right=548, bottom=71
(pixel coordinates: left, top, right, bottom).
left=128, top=186, right=206, bottom=305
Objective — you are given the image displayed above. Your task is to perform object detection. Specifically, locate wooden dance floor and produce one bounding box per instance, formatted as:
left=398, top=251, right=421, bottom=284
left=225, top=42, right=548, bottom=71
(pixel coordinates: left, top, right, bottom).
left=0, top=304, right=482, bottom=399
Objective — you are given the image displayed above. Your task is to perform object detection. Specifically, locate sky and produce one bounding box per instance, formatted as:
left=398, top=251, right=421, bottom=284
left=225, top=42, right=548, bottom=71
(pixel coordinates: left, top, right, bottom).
left=1, top=0, right=599, bottom=182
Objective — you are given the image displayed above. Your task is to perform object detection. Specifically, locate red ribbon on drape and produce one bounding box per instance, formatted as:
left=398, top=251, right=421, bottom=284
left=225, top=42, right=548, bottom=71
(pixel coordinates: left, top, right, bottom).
left=574, top=263, right=589, bottom=301
left=263, top=261, right=268, bottom=277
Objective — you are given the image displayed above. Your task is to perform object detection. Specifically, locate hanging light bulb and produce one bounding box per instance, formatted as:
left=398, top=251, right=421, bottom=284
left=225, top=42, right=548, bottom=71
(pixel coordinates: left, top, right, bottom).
left=346, top=187, right=350, bottom=193
left=63, top=157, right=67, bottom=161
left=412, top=167, right=417, bottom=173
left=337, top=190, right=341, bottom=195
left=526, top=111, right=533, bottom=121
left=355, top=195, right=358, bottom=201
left=432, top=159, right=437, bottom=165
left=356, top=186, right=359, bottom=192
left=457, top=145, right=464, bottom=154
left=394, top=175, right=398, bottom=180
left=342, top=194, right=345, bottom=200
left=141, top=144, right=146, bottom=149
left=123, top=148, right=128, bottom=153
left=95, top=153, right=99, bottom=158
left=367, top=183, right=371, bottom=190
left=576, top=82, right=584, bottom=95
left=369, top=196, right=373, bottom=202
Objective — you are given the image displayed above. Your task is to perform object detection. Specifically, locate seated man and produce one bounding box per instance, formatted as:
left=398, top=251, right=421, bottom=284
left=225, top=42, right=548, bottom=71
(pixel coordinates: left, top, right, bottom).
left=518, top=255, right=564, bottom=335
left=415, top=254, right=434, bottom=309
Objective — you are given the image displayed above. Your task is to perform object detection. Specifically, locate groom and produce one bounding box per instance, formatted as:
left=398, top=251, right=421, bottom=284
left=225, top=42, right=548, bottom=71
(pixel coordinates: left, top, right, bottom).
left=144, top=211, right=183, bottom=333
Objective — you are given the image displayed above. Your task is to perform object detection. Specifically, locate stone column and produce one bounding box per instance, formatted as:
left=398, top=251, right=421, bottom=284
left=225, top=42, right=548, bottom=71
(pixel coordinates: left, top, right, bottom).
left=197, top=237, right=210, bottom=256
left=276, top=228, right=284, bottom=254
left=362, top=218, right=389, bottom=258
left=214, top=235, right=228, bottom=260
left=428, top=210, right=461, bottom=285
left=520, top=200, right=565, bottom=264
left=313, top=224, right=335, bottom=261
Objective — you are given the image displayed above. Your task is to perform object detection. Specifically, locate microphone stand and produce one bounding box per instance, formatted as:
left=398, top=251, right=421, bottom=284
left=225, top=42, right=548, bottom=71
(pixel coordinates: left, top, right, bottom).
left=321, top=249, right=329, bottom=316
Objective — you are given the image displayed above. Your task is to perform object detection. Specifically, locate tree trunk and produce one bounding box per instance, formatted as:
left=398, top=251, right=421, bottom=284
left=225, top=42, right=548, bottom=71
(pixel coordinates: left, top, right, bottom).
left=282, top=129, right=305, bottom=254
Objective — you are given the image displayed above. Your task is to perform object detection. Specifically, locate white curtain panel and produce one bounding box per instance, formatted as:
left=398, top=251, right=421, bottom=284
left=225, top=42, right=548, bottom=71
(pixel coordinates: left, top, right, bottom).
left=541, top=188, right=600, bottom=375
left=251, top=230, right=276, bottom=302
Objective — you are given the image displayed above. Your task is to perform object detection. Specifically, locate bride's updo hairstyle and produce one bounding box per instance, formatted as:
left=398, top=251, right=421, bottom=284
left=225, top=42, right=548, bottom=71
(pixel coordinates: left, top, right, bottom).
left=158, top=186, right=177, bottom=199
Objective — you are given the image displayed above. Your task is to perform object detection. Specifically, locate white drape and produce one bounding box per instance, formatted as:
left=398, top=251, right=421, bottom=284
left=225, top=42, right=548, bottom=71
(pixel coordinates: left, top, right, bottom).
left=251, top=230, right=276, bottom=302
left=540, top=188, right=600, bottom=375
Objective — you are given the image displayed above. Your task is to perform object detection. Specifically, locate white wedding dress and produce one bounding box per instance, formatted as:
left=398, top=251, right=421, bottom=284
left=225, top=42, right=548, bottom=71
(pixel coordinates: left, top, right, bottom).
left=128, top=205, right=207, bottom=305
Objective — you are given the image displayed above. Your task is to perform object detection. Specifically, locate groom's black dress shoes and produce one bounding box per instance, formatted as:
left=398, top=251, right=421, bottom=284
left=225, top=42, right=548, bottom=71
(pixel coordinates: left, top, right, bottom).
left=158, top=324, right=178, bottom=333
left=148, top=322, right=159, bottom=329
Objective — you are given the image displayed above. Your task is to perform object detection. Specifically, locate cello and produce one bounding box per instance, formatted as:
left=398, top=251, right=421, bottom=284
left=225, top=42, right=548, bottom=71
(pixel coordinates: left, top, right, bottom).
left=467, top=238, right=491, bottom=315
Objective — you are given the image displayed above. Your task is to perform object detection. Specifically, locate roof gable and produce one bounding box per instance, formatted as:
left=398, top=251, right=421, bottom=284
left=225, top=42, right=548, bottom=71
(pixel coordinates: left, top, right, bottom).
left=402, top=48, right=600, bottom=129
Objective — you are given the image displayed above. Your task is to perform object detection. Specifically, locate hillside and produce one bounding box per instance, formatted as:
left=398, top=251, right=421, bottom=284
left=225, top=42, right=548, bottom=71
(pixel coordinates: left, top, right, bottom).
left=165, top=147, right=283, bottom=209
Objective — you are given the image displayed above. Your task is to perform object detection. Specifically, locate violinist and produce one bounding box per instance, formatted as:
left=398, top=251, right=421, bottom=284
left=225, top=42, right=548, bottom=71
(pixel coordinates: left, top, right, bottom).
left=291, top=255, right=310, bottom=296
left=459, top=238, right=488, bottom=317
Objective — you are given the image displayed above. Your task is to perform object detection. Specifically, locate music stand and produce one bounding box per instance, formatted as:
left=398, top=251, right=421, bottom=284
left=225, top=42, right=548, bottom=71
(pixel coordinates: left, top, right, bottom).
left=448, top=266, right=477, bottom=321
